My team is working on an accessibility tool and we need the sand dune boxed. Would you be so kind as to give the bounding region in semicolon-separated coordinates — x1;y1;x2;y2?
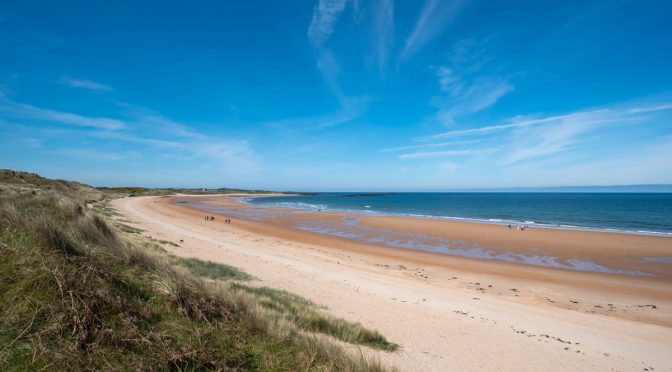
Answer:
113;195;672;371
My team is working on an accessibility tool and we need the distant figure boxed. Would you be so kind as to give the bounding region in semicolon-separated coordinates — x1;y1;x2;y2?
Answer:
507;224;512;230
211;216;215;221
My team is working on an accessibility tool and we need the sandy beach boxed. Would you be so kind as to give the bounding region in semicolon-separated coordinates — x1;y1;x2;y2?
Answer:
113;194;672;371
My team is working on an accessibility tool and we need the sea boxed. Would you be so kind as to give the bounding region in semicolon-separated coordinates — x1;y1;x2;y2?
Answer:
246;192;672;236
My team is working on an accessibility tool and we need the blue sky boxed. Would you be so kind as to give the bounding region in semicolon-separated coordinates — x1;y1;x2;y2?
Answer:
1;0;671;190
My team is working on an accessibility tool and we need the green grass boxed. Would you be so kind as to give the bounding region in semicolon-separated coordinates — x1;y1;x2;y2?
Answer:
173;256;255;281
232;284;398;352
118;223;144;234
157;239;180;247
0;170;396;371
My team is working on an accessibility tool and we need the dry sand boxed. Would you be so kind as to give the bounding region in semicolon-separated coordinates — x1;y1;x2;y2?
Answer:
113;195;672;371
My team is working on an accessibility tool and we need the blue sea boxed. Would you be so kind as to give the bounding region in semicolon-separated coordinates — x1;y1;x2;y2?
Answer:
247;193;672;235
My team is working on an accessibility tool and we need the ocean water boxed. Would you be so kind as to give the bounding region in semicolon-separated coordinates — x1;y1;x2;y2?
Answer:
247;193;672;235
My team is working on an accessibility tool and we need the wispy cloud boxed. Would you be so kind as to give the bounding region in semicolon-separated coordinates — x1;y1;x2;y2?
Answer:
263;95;369;131
428;38;515;126
380;138;483;152
424;111;602;140
435;76;514;126
57;76;113;92
425;103;672;141
307;0;348;96
305;1;371;128
308;0;349;48
400;0;465;60
0;93;125;130
504;135;672;186
399;148;491;159
371;0;394;76
418;101;672;164
0;95;259;169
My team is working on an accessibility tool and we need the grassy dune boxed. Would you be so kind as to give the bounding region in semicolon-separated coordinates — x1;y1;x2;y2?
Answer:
0;170;396;371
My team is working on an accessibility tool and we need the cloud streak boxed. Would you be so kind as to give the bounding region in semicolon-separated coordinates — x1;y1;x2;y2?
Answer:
308;0;349;48
399;149;491;159
435;76;514;126
371;0;394;76
0;93;125;130
409;101;672;165
58;76;113;92
380;138;483;152
400;0;465;60
0;95;259;169
426;103;672;141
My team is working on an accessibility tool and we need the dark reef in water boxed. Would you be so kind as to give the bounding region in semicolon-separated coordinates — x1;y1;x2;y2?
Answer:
341;193;397;197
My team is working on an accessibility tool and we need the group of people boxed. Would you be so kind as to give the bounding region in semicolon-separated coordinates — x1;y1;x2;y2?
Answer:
507;224;529;231
204;215;232;224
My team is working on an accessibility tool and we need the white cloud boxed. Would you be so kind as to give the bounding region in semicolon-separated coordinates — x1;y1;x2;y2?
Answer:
263;95;369;131
426;110;609;140
400;0;465;60
429;38;515;127
505;136;672;186
58;76;113;92
0;96;260;171
434;75;514;126
427;103;672;141
414;101;672;165
399;148;491;159
380;138;483;152
308;0;349;48
371;0;394;75
436;67;461;93
0;93;125;130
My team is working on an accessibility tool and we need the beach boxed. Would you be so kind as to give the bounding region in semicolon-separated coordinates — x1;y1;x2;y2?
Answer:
113;194;672;371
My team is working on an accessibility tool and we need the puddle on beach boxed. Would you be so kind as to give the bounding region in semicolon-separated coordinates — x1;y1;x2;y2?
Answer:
642;257;672;263
177;199;651;277
292;217;649;276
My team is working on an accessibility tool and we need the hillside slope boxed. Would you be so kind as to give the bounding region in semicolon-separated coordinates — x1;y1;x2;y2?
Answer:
0;170;394;371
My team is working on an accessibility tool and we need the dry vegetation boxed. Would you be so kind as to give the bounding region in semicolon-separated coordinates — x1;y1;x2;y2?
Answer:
0;170;396;371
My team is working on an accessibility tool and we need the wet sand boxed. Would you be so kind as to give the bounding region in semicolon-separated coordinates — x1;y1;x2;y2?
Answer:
113;194;672;371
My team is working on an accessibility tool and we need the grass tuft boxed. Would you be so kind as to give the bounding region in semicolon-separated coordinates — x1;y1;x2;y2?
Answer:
172;256;255;281
232;283;399;351
0;170;396;371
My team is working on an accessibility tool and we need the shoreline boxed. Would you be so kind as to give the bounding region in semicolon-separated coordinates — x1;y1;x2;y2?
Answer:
242;196;672;237
179;195;672;280
112;195;672;371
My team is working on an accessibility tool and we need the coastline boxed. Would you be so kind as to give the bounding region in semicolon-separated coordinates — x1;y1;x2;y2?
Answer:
113;194;672;371
243;195;672;237
178;194;672;280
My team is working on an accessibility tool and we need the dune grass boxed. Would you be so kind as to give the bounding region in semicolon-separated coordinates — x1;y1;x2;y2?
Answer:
0;171;396;371
231;283;398;352
172;256;255;281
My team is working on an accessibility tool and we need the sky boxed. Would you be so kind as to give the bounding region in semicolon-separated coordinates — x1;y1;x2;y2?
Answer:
1;0;671;191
